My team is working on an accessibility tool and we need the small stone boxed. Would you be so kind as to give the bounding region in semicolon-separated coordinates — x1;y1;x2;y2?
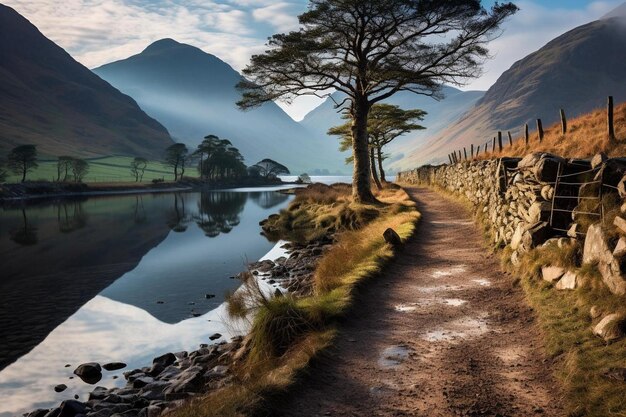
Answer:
541;266;565;283
555;271;578;290
102;362;127;371
74;363;102;384
593;313;625;342
590;305;603;319
614;216;626;235
205;294;215;299
383;228;402;246
209;333;222;341
54;384;67;393
591;152;608;169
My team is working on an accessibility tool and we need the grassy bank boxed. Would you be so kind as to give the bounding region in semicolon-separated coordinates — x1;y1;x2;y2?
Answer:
422;186;626;417
5;156;186;183
169;183;420;417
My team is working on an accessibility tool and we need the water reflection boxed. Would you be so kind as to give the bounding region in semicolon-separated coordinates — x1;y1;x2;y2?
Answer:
0;189;292;375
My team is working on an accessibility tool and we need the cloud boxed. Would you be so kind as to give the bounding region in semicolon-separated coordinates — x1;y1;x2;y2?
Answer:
252;2;300;32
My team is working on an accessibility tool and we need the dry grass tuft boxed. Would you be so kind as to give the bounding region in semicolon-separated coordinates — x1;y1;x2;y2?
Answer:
479;101;626;159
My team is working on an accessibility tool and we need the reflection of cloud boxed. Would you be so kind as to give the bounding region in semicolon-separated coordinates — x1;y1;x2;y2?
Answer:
0;296;246;417
0;241;289;417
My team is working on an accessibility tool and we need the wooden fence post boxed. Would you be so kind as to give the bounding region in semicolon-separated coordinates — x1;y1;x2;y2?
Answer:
492;137;496;152
485;142;489;155
524;124;529;146
448;154;453;165
498;131;503;152
463;147;468;161
560;109;567;135
476;144;481;157
608;96;616;142
537;119;544;143
507;131;513;147
471;144;474;159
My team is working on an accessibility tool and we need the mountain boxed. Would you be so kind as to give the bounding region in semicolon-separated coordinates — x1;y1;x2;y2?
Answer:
300;86;484;172
0;4;173;160
411;5;626;166
93;39;345;173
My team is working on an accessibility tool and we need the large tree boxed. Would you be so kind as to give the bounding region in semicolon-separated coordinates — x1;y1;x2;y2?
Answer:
70;158;89;182
56;156;74;182
238;0;517;202
7;145;38;182
252;159;290;179
165;143;189;181
329;104;425;188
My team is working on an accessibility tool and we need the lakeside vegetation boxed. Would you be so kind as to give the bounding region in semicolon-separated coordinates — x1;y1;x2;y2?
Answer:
170;183;421;417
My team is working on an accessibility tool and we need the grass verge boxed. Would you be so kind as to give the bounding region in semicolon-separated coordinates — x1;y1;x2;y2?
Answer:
168;183;421;417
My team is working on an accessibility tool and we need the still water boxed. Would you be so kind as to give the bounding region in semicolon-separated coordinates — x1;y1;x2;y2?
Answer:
0;187;296;416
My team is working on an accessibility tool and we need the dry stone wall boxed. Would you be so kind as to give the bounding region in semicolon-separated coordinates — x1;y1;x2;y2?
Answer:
397;152;626;300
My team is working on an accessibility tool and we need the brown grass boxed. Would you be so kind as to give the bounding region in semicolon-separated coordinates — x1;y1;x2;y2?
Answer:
479;101;626;159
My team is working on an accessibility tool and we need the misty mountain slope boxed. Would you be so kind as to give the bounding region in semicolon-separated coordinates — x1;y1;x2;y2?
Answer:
94;39;345;173
0;4;173;159
300;86;484;171
413;10;626;166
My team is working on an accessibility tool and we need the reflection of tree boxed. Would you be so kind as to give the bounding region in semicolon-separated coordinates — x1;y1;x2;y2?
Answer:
194;192;246;238
10;208;38;246
133;195;147;224
166;193;190;232
249;191;289;209
57;201;87;233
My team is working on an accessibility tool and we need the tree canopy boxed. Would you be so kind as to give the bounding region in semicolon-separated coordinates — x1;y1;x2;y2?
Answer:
165;143;189;181
7;145;38;182
194;135;247;181
252;159;290;178
238;0;517;202
130;157;148;182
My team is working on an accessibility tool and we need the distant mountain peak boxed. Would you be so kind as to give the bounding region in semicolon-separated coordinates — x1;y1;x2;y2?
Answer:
602;2;626;19
143;38;187;53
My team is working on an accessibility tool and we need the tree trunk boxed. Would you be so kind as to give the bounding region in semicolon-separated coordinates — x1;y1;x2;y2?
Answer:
21;161;26;182
370;147;382;190
376;147;386;182
351;99;377;203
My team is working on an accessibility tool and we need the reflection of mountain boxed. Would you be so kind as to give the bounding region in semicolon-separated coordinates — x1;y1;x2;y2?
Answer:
249;191;290;209
0;196;172;370
195;192;246;237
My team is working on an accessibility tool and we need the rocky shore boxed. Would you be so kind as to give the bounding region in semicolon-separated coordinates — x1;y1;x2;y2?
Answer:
20;238;332;417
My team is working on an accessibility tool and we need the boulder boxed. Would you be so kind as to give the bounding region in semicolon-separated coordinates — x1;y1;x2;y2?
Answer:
567;223;580;238
593;313;625;342
540;185;554;201
583;224;613;265
528;201;551;223
510;224;524;250
28;410;50;417
597;258;626;295
74;363;102;384
163;366;204;394
58;400;86;417
152;353;176;368
613;237;626;257
614;216;626;235
383;228;402;246
591;152;608;169
54;384;68;393
555;271;578;290
541;266;566;283
521;222;552;249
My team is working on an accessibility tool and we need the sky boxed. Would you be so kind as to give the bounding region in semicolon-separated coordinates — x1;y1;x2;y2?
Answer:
3;0;625;120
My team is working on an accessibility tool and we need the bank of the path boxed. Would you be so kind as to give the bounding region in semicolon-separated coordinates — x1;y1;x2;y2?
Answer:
273;187;565;417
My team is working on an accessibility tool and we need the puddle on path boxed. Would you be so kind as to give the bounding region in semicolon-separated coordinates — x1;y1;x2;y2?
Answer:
422;314;489;343
417;285;464;293
431;265;467;278
395;298;467;312
430;220;474;226
378;345;412;368
472;279;492;286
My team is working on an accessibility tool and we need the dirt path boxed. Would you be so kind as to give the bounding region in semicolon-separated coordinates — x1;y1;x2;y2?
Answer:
271;187;565;417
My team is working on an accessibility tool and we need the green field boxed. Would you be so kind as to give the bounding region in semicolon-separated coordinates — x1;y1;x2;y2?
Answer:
4;156;199;184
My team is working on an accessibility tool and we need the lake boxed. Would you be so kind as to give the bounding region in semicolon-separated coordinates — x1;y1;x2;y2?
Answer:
0;186;300;416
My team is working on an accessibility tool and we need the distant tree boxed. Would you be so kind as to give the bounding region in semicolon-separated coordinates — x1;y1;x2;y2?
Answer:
130;157;148;182
296;173;312;184
329;104;425;188
70;158;89;182
7;145;38;182
56;156;74;182
193;135;220;181
196;137;247;181
252;159;290;179
0;158;7;183
165;143;189;181
238;1;517;203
